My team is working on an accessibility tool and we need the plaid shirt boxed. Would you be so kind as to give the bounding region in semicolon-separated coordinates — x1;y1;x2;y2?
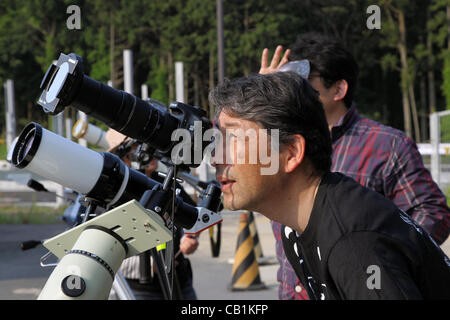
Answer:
272;105;450;300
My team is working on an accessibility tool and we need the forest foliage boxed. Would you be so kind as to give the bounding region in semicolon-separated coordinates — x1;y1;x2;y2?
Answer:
0;0;449;142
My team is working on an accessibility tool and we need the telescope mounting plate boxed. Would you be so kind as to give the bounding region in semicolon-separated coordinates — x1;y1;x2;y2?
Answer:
43;200;172;259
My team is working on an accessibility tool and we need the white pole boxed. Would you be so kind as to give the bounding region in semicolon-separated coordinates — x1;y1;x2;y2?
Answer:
430;112;440;186
4;79;16;152
123;50;134;94
65;117;72;140
53;112;65;136
141;84;148;100
175;62;184;103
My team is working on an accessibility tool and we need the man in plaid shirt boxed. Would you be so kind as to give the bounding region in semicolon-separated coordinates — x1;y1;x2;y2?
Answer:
260;33;450;300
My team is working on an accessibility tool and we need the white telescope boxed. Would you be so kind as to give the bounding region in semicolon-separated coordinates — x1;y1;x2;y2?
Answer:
38;200;173;299
10;122;222;233
72;119;110;150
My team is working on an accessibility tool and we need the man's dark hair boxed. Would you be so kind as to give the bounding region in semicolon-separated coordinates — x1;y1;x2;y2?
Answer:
209;72;332;174
289;33;359;108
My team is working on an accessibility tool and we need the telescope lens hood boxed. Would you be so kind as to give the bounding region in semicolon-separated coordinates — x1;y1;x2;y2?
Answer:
12;122;42;169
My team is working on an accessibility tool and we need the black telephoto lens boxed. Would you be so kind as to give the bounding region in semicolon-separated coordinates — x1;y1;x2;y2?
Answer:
38;53;212;166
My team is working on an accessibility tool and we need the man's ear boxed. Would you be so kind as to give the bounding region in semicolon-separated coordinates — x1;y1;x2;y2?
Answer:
333;79;348;102
282;134;306;173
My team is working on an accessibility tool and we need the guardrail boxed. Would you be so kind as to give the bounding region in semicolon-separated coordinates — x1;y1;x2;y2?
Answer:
417;143;450;156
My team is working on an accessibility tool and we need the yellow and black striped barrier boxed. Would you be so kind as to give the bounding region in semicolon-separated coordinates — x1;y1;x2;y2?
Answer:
209;221;221;258
228;213;266;291
247;211;263;260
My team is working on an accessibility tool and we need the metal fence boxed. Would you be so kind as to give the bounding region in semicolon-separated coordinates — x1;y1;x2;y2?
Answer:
427;110;450;193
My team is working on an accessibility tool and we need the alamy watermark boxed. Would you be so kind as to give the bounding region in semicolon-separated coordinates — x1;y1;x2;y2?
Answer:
65;265;82;289
67;5;81;30
366;265;381;290
366;5;381;30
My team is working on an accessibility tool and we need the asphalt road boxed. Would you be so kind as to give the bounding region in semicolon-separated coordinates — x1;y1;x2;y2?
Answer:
0;224;66;299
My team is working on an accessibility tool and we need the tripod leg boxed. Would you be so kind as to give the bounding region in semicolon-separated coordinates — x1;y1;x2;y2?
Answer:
112;270;136;300
150;247;172;299
146;248;184;300
172;268;183;300
138;250;152;284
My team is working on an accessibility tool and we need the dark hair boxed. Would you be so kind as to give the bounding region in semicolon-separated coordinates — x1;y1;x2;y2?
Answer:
209;72;332;174
289;33;359;108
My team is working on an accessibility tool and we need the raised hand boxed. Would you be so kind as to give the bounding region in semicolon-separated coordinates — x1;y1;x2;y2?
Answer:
259;45;291;75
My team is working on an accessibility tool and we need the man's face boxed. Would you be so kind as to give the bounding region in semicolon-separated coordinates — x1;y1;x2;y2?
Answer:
211;111;283;212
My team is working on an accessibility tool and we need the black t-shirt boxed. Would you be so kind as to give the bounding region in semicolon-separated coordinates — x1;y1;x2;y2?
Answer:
282;172;450;300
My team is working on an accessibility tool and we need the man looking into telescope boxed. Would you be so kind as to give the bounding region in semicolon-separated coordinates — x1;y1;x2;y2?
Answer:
259;33;450;299
209;71;450;299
